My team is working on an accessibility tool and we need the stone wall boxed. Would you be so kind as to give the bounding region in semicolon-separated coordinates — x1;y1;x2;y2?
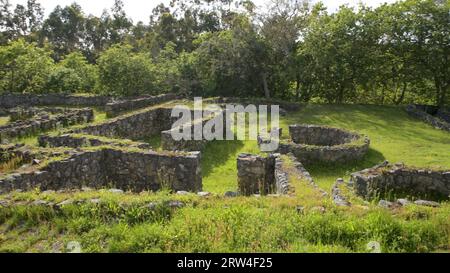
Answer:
276;125;370;164
274;156;290;195
76;107;174;140
289;125;359;146
0;108;94;144
38;134;150;150
406;104;450;131
0;148;202;193
9;107;71;122
0;93;111;108
105;93;179;117
237;153;276;196
350;162;450;201
161;109;227;151
205;97;302;112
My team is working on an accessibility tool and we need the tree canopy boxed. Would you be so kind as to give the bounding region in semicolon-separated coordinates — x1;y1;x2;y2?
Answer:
0;0;448;106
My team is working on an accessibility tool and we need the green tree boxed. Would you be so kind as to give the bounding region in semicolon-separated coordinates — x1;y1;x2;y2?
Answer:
0;39;54;93
97;44;155;96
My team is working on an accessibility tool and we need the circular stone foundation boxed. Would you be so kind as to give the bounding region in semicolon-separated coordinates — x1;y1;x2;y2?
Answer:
278;124;370;164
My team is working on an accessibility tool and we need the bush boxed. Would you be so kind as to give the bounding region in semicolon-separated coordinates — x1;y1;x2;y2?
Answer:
46;66;83;93
0;39;55;94
59;52;98;93
97;44;156;96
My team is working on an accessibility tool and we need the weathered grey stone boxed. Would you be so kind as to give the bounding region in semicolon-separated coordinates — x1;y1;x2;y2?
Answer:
31;200;49;206
397;199;410;206
197;192;211;197
105;94;179;117
0;108;94;144
168;201;185;208
378;200;396;209
351;163;449;202
109;189;124;194
0;200;9;207
332;178;351;207
296;206;305;214
311;206;326;214
89;198;101;204
0;148;203;194
145;202;158;210
406;104;450;131
224;191;238;198
0;93;111;108
275;124;370;164
237;153;277;196
176;191;190;195
56;200;74;207
414;200;441;208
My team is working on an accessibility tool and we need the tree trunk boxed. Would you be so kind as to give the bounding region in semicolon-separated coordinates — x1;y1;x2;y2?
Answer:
394;82;407;105
262;72;270;99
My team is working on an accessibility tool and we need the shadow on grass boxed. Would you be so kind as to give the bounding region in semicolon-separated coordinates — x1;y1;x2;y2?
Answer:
201;139;245;177
304;148;386;188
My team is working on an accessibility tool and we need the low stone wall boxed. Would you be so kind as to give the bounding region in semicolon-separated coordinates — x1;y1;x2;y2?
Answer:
237;153;276;196
276;125;370;164
76;107;174;140
350;162;450;201
0;148;202;193
0;93;111;108
205;97;302;112
9;107;70;122
289;125;359;146
274;156;290;195
38;134;150;150
0;144;35;164
406;104;450;131
0;108;94;144
105;93;179;117
161;109;227;151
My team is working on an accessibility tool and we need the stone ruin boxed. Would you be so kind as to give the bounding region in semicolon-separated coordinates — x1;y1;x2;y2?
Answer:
237;153;293;196
350;161;450;202
275;124;370;164
0;108;94;144
406;104;450;131
0;147;201;194
0;93;203;194
1;93;448;206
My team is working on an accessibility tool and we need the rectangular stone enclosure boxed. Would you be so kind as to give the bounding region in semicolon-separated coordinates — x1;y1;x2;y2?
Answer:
0;148;202;194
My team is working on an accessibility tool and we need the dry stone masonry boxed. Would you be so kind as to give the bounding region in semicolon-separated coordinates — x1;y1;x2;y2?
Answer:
350;162;450;201
237;153;295;196
276;124;370;164
105;93;179;117
406;104;450;131
0;147;202;194
0;108;94;144
0;93;111;108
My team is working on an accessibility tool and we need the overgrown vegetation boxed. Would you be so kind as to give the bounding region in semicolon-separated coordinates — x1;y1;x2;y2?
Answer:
0;190;448;253
0;0;448;105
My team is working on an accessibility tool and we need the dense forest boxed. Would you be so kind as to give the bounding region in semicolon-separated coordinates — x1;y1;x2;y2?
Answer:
0;0;448;106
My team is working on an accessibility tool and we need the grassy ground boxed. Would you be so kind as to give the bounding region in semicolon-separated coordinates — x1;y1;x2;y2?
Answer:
0;186;448;253
0;116;9;126
202;104;450;192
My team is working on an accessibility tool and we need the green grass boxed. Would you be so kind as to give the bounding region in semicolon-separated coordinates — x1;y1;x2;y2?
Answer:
279;104;450;188
1;103;449;253
0;190;448;253
0;116;10;126
201;104;450;192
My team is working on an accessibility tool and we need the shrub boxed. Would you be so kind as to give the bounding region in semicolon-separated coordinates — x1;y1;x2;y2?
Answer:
97;44;156;96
